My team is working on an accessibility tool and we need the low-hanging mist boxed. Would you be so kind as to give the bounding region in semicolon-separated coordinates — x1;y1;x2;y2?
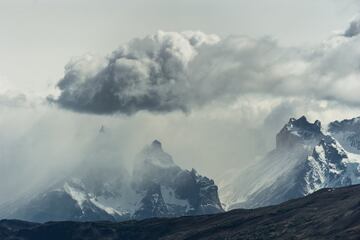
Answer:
1;97;360;206
2;14;360;206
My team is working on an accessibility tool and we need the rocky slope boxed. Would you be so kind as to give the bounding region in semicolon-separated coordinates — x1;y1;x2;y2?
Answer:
329;117;360;154
1;136;223;222
220;116;360;210
2;184;360;240
132;140;223;219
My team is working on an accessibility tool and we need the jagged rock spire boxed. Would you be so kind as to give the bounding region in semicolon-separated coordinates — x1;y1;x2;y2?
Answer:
151;139;162;149
99;125;105;133
276;116;324;149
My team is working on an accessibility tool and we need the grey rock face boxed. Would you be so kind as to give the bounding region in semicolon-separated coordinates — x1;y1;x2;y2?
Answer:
329;117;360;133
329;117;360;153
296;135;352;196
276;116;323;149
133;140;223;219
133;183;168;219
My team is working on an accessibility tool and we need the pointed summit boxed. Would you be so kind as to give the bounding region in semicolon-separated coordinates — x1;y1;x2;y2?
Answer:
136;140;176;169
151;139;162;149
289;116;322;133
133;141;224;218
276;116;324;149
329;116;360;133
99;125;105;133
328;116;360;153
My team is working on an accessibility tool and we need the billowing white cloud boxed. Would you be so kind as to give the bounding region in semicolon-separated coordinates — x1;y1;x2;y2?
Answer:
51;21;360;115
190;33;360;107
49;31;220;114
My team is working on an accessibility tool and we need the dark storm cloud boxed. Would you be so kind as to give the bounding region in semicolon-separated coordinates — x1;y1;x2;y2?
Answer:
51;19;360;115
49;31;220;115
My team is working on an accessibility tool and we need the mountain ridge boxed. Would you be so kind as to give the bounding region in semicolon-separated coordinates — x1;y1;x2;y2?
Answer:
2;184;360;240
1;139;223;222
220;115;360;210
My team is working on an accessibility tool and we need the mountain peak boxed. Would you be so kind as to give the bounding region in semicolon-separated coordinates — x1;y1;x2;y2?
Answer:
151;140;162;150
135;140;177;171
276;116;324;149
329;116;360;133
290;115;306;122
7;137;223;222
99;125;105;133
328;116;360;153
288;116;322;132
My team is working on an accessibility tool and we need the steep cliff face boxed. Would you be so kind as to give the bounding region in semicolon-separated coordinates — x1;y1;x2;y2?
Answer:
329;117;360;154
133;140;223;219
276;116;323;149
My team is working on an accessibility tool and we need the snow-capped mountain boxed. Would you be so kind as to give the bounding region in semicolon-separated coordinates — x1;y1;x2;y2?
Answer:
2;137;223;222
329;117;360;154
219;116;360;210
133;140;223;219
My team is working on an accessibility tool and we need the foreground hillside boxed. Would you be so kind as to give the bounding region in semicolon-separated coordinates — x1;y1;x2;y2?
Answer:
2;184;360;240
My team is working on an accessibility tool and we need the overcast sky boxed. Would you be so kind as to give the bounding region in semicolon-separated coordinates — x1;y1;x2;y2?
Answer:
0;0;358;94
1;0;360;203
